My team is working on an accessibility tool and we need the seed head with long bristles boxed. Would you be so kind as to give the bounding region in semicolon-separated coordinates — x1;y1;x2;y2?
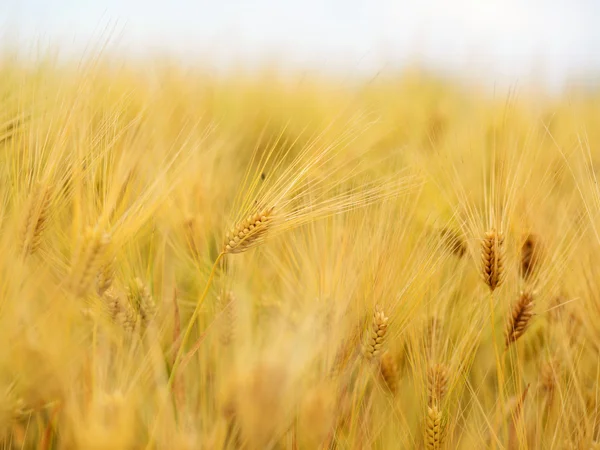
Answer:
20;182;52;256
481;229;504;291
505;290;534;348
128;278;155;329
223;206;274;254
520;233;541;281
364;305;388;360
380;351;398;394
69;226;111;297
440;227;466;258
96;259;115;296
425;405;444;450
217;290;237;346
427;363;449;407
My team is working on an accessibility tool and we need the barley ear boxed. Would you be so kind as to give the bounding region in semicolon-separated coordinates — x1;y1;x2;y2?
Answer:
380;351;398;394
96;259;115;296
481;229;504;291
20;182;52;256
520;233;541;281
427;363;449;407
425;405;445;449
223;206;274;254
218;290;237;346
505;290;534;348
69;226;111;297
364;305;388;360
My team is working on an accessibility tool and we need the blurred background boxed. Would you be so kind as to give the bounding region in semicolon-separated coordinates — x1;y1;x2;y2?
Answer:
1;0;599;92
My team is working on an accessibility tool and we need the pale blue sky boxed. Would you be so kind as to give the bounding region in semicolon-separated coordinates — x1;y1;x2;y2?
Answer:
2;0;599;89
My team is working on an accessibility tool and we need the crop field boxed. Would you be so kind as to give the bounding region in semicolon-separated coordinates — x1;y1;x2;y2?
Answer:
0;57;599;449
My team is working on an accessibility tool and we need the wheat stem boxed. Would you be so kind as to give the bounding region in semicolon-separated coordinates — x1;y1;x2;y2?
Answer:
168;251;224;388
488;291;507;449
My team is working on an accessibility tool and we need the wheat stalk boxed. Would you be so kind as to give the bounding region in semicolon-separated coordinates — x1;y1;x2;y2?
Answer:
481;229;504;291
505;291;534;348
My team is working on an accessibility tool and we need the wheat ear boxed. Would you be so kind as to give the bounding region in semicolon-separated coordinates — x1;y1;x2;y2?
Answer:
520;233;540;281
427;363;449;407
440;227;466;258
69;226;111;296
20;182;52;256
505;291;534;348
218;290;237;346
425;405;444;449
380;351;398;394
223;206;274;254
481;229;504;291
96;259;115;296
128;278;155;329
364;305;389;360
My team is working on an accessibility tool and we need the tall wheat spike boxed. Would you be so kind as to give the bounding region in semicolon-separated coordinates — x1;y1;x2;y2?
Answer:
505;291;534;348
427;363;449;407
380;351;398;394
540;359;558;405
96;259;115;296
520;233;541;281
224;206;274;254
20;182;52;256
364;305;389;360
217;290;237;346
440;227;466;258
425;405;444;449
128;278;155;329
69;226;111;297
481;229;504;291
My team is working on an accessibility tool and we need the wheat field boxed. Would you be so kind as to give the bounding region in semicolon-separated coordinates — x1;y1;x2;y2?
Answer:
1;55;600;449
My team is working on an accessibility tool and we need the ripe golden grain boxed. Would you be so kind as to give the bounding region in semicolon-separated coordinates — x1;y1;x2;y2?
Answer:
364;305;389;360
128;278;155;329
481;229;504;291
425;405;444;449
20;183;52;256
505;291;534;348
380;351;398;394
217;290;237;346
96;260;115;296
224;206;274;254
427;363;449;407
440;227;466;258
520;233;541;281
69;227;111;297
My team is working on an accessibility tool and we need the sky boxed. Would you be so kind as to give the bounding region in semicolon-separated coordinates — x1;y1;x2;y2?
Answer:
2;0;600;89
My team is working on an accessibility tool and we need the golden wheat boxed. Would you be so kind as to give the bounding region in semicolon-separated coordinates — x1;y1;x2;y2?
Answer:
20;182;52;256
380;351;398;394
69;227;111;297
364;305;389;360
505;290;535;348
425;405;444;449
481;229;504;291
224;206;274;254
427;363;449;407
